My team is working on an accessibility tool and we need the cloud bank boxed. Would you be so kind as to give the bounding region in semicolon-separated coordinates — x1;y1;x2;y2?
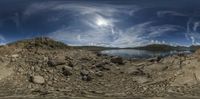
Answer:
1;0;200;47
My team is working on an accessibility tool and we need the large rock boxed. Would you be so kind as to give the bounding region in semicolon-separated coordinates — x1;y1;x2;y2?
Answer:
31;76;45;84
80;70;92;81
144;63;168;72
171;72;197;86
47;58;66;67
110;57;124;64
147;56;162;63
94;61;110;71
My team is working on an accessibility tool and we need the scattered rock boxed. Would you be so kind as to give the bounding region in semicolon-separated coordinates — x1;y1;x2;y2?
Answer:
95;62;108;68
94;62;110;71
2;37;200;97
31;76;45;84
111;57;124;64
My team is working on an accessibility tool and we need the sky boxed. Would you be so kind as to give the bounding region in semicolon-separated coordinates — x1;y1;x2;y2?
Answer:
0;0;200;47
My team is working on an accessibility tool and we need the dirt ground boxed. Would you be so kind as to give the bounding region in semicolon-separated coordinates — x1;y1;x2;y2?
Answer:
0;37;200;98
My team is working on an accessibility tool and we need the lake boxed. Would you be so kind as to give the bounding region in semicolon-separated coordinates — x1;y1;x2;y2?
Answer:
101;49;192;59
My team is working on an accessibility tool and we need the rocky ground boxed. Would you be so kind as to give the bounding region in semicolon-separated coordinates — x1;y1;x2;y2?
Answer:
0;37;200;98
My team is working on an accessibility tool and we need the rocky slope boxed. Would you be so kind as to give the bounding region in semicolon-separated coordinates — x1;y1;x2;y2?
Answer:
0;37;200;98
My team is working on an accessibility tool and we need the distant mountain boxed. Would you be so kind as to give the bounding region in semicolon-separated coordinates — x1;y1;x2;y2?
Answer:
73;46;119;51
133;44;175;51
190;45;200;51
133;44;190;51
7;37;200;52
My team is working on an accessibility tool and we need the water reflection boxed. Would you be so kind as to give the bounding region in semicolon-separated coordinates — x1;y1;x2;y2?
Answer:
101;49;192;59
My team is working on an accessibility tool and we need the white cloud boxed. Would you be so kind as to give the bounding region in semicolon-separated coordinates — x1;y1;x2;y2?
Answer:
0;35;6;45
148;25;183;38
24;2;140;17
25;1;189;47
157;11;187;17
150;40;167;45
185;18;200;45
48;20;183;47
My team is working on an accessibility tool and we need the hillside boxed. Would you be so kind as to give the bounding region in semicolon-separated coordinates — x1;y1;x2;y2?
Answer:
133;44;190;51
0;37;200;98
7;37;70;49
133;44;176;51
190;45;200;51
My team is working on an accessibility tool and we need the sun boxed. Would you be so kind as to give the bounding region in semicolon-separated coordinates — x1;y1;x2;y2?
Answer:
95;17;109;27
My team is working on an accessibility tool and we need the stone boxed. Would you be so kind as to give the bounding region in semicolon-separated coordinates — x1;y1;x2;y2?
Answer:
82;75;92;81
95;62;107;68
105;93;126;97
132;76;150;84
144;63;168;72
62;66;73;76
80;70;92;81
126;66;144;75
102;65;110;70
80;70;89;76
147;56;162;63
95;71;103;77
68;61;74;67
47;59;66;67
110;57;124;64
11;54;19;58
31;76;45;84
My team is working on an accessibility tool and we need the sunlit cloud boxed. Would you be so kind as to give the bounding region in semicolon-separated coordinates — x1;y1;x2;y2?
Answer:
15;1;200;47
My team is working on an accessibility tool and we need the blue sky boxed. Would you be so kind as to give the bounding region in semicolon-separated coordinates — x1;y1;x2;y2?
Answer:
0;0;200;47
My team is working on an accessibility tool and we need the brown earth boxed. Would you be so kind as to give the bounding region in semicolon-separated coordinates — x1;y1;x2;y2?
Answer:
0;37;199;98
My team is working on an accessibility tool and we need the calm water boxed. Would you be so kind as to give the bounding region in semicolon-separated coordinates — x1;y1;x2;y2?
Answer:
101;49;192;59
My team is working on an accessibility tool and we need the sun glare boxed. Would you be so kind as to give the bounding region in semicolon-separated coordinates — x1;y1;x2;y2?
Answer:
96;17;109;27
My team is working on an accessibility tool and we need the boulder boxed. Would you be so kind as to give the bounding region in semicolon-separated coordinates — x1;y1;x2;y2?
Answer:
94;62;110;71
110;57;124;64
147;56;162;63
31;76;45;84
144;63;168;72
80;70;92;81
47;59;66;67
62;66;73;76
